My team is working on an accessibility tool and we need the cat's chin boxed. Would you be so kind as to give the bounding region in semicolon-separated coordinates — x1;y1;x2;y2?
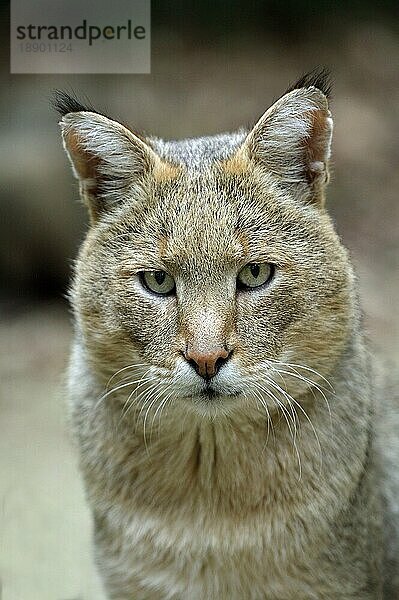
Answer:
198;381;242;399
182;387;244;418
199;386;227;399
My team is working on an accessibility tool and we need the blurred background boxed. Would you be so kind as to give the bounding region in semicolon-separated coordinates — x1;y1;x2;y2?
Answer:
1;1;398;598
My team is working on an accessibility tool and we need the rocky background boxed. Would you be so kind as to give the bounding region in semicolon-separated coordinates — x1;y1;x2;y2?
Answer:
1;1;398;598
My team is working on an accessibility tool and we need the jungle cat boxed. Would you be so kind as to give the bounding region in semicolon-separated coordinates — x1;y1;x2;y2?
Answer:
55;71;399;599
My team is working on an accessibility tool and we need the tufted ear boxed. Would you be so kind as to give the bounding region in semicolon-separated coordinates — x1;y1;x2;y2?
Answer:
240;74;333;205
54;92;176;223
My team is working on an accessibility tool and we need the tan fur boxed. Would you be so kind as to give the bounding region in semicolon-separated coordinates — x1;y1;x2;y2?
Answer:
59;82;398;599
222;146;250;175
153;160;181;183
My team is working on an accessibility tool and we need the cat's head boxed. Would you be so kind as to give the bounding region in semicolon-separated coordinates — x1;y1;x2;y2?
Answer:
56;72;356;418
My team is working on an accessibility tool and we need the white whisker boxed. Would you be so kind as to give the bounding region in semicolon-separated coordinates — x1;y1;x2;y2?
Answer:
243;382;273;446
142;391;166;452
105;362;150;391
120;379;159;423
268;359;334;392
273;366;333;427
250;379;302;479
264;371;323;475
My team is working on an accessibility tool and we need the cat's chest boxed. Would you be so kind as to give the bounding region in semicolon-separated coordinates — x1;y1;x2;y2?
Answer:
88;406;333;533
96;427;327;577
86;400;374;598
99;502;332;600
99;500;374;600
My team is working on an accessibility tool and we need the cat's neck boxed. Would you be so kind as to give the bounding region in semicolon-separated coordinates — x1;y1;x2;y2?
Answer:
71;333;371;516
97;378;362;515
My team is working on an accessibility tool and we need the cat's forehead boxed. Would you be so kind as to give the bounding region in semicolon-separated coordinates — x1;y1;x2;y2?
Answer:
125;167;299;275
151;174;246;271
150;131;247;169
150;165;288;238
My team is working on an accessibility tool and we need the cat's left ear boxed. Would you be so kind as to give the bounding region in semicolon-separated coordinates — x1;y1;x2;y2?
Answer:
238;75;333;205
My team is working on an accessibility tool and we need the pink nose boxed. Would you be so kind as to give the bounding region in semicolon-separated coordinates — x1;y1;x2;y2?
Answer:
184;346;230;380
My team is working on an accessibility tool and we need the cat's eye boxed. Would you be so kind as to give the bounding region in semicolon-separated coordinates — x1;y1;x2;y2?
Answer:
139;270;176;296
237;263;274;290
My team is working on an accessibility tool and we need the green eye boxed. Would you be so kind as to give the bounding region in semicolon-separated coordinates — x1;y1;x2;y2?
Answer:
237;263;274;290
139;270;175;296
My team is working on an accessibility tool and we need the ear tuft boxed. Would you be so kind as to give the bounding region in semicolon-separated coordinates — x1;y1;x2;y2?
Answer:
286;68;332;99
52;90;101;118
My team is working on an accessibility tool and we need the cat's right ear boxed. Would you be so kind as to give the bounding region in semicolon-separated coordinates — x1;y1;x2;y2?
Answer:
54;92;176;223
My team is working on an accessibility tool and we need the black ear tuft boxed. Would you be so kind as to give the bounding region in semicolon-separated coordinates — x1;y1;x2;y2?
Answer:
51;90;100;117
286;68;332;99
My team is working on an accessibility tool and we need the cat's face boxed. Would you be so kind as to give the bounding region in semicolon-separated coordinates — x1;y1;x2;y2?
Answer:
59;79;355;416
73;164;354;416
